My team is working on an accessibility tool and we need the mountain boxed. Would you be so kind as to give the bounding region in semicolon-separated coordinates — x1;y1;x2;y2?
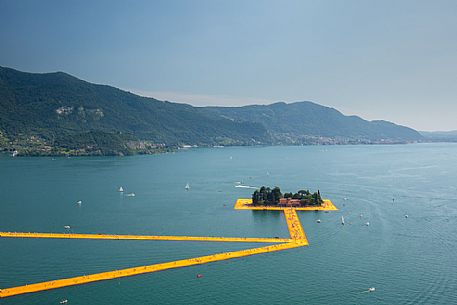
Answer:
420;130;457;142
200;102;423;144
0;66;423;156
0;66;268;155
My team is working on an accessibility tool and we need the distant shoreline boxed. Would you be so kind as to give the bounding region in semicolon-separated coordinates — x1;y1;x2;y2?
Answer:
2;141;455;157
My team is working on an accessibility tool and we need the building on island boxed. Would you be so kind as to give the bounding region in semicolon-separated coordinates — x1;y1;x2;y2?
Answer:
278;198;301;207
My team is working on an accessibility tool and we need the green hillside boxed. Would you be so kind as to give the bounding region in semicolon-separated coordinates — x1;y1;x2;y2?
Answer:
0;66;268;155
0;66;423;156
201;102;423;144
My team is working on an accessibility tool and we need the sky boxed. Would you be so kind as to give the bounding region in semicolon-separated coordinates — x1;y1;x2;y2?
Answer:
1;0;457;131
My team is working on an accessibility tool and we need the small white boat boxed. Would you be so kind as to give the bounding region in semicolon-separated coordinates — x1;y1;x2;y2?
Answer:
343;197;348;201
64;226;71;230
76;200;82;205
126;193;136;197
368;287;376;292
365;222;370;226
12;150;18;157
405;214;408;218
60;299;68;304
316;219;321;223
118;186;124;192
341;216;345;225
360;213;363;218
185;183;190;190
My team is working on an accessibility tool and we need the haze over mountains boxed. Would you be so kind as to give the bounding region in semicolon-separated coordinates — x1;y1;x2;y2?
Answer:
0;66;424;155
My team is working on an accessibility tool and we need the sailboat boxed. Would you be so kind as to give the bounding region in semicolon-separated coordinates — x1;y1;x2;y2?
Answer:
118;186;124;192
185;183;190;191
341;216;345;225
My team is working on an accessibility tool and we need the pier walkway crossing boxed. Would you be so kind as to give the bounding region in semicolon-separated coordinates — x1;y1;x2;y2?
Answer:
0;198;336;298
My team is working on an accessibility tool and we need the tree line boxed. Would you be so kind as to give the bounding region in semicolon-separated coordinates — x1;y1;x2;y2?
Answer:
252;186;323;206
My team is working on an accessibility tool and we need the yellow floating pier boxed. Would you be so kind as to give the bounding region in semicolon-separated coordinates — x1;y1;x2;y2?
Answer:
0;242;302;298
0;232;290;244
284;208;308;244
0;198;337;298
234;198;338;211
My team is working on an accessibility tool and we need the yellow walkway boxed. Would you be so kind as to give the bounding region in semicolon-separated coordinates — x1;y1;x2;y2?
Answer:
0;242;302;298
0;232;290;243
0;198;337;298
234;198;338;211
284;208;308;245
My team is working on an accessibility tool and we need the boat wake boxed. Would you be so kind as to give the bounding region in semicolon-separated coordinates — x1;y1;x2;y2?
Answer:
234;185;257;189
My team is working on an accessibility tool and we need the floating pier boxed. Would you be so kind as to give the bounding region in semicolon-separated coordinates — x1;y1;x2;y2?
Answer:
0;198;336;298
0;232;290;244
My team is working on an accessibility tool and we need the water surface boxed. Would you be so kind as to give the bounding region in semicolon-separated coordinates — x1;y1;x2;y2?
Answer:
1;144;457;304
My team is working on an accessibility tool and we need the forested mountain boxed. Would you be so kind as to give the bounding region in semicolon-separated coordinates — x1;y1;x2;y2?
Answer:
0;66;267;155
201;102;423;144
0;66;423;156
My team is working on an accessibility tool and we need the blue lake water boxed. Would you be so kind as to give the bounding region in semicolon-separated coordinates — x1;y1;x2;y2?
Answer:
1;144;457;304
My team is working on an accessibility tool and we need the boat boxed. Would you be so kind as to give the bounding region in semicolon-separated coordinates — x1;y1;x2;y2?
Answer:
343;197;348;201
316;219;321;223
126;193;136;197
11;150;18;157
405;214;408;218
196;274;203;278
365;222;370;226
368;287;376;292
185;183;190;191
64;226;71;229
341;216;345;225
118;186;124;192
60;300;68;304
76;200;82;205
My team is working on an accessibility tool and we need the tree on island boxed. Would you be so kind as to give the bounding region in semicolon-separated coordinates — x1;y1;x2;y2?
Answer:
252;186;323;206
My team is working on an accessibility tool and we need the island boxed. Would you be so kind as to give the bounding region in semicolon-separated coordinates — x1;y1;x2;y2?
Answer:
252;186;323;207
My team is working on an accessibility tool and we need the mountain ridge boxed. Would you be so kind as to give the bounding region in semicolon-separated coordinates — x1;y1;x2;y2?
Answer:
0;66;423;156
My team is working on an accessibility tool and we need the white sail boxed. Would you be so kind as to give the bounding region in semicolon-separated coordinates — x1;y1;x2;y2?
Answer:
118;186;124;192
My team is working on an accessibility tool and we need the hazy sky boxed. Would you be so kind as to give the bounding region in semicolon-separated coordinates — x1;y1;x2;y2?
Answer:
1;0;457;131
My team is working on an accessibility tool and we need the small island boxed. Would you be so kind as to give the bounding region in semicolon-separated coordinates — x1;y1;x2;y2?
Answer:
252;186;323;207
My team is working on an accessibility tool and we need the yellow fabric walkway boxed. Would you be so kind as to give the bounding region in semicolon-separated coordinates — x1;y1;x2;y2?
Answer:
0;199;336;298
